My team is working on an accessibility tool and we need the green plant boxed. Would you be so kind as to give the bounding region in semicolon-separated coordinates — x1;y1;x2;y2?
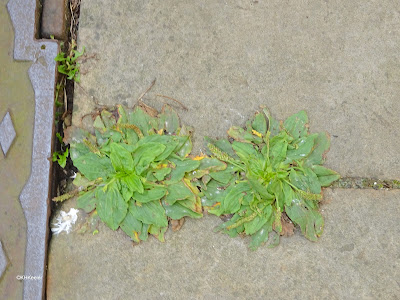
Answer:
53;104;205;243
54;40;84;82
202;107;340;249
52;132;69;168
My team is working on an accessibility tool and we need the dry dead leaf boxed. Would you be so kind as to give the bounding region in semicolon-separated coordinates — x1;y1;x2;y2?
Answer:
280;213;294;237
171;218;185;232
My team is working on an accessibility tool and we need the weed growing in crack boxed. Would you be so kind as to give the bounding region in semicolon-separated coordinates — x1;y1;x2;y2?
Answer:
55;40;85;82
203;107;340;249
53;104;203;243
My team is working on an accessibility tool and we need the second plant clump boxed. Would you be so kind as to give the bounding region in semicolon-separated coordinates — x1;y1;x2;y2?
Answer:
203;107;340;249
55;104;339;249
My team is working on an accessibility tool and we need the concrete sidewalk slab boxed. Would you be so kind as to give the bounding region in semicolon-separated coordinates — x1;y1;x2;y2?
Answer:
46;189;400;299
73;0;400;179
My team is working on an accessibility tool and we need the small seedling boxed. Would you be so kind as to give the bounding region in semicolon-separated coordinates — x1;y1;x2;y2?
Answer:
52;133;69;168
52;148;69;168
55;40;85;82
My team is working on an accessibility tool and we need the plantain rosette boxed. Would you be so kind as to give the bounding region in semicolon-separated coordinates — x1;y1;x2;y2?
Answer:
61;103;204;243
203;107;340;249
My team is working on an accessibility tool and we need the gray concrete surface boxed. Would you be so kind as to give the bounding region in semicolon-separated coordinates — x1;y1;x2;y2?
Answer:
47;189;400;299
73;0;400;179
48;1;400;299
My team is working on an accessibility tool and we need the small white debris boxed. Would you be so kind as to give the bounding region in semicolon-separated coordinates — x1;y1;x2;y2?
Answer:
51;208;79;235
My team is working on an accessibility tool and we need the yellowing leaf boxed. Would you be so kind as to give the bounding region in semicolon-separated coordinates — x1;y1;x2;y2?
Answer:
252;129;263;138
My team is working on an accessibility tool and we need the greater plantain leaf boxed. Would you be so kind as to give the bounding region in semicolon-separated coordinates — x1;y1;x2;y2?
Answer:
76;189;97;213
133;187;167;203
165;181;194;205
72;150;114;181
110;142;134;172
96;182;128;230
163;201;203;219
311;165;340;186
283;110;308;139
131;201;168;228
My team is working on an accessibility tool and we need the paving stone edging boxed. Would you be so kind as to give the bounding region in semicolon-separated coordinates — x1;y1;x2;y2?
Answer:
7;0;58;298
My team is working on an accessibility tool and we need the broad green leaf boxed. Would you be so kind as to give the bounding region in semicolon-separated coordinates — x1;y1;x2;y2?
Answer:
165;181;194;204
153;167;172;181
282;181;296;206
216;213;241;231
223;182;251;214
131;201;168;228
95;182;128;230
95;129;108;147
285;201;323;241
268;180;285;211
227;126;253;143
232;141;258;163
163;201;203;219
136;135;180;161
110;142;134;172
133;187;167;203
93;116;106;131
247;175;274;201
311;165;340;186
285;133;318;162
117;104;128;124
203;179;229;203
176;136;192;158
268;133;288;167
283;110;308;139
120;203;143;242
289;169;321;194
249;222;273;250
121;173;144;194
160;105;179;134
305;132;331;166
76;189;96;213
64;126;94;147
133;142;166;175
128;106;153;136
251;112;267;135
100;129;123;143
198;157;227;172
148;225;168;242
101;110;116;129
72;172;90;187
140;223;150;241
166;159;200;183
244;215;268;235
209;166;235;184
72;150;114;181
303;168;322;194
125;128;139;145
118;179;134;202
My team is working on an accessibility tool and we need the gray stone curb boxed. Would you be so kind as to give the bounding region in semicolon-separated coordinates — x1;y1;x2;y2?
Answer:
7;0;59;299
0;241;8;280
